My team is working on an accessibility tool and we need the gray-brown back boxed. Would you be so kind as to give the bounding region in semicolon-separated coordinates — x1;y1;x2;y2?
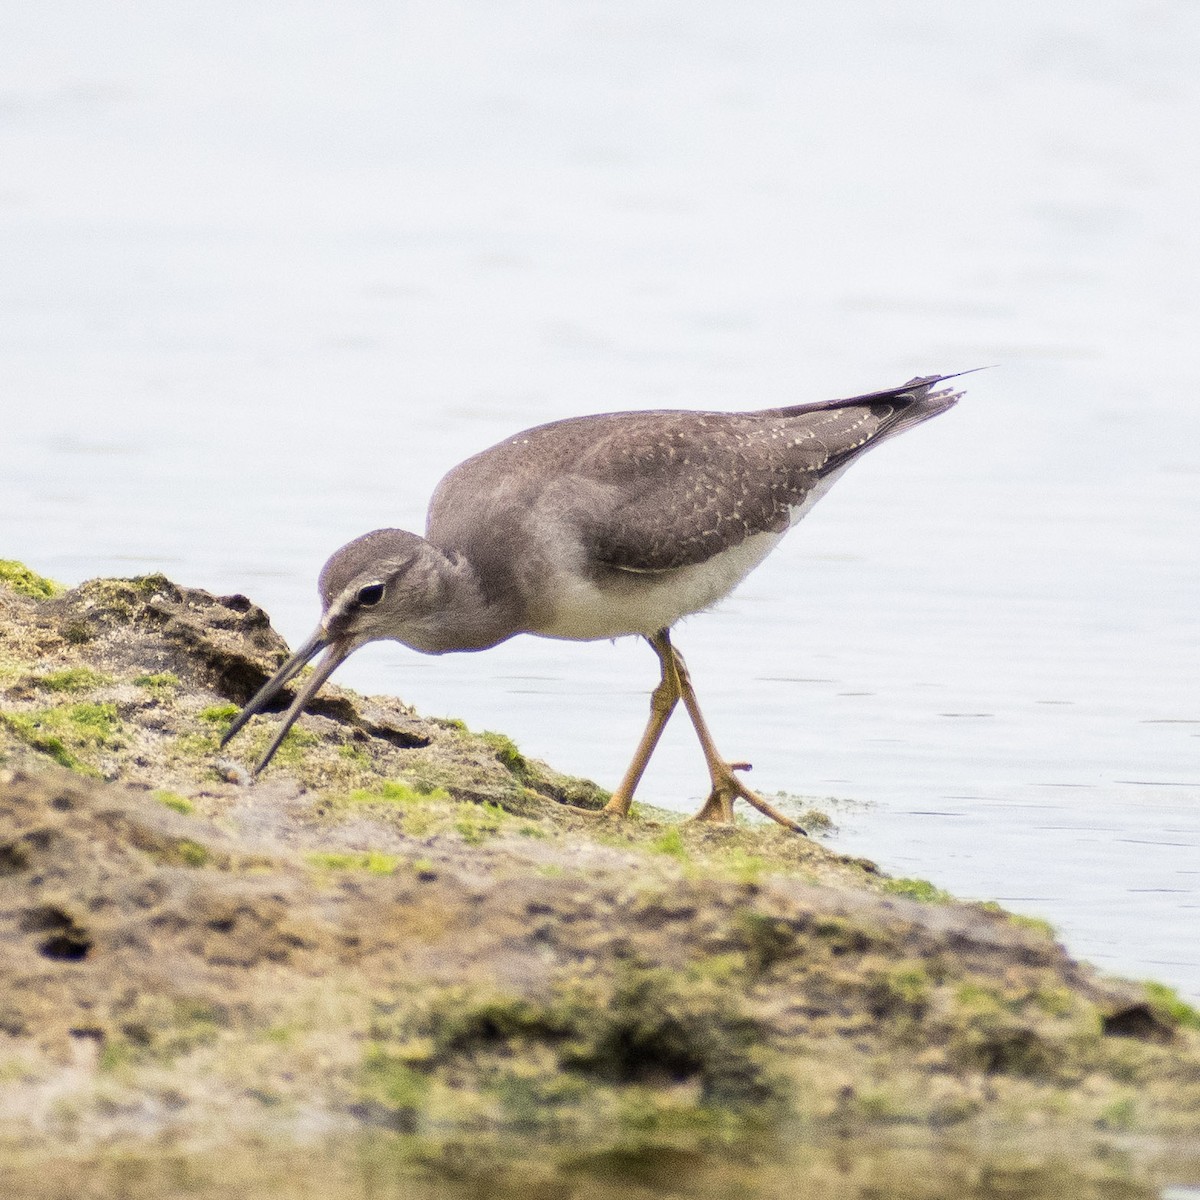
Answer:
426;375;959;599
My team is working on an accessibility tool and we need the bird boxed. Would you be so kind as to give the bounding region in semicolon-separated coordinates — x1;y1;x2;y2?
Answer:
221;374;963;833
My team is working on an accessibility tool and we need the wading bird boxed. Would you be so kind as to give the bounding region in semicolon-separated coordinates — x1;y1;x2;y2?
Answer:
222;374;962;833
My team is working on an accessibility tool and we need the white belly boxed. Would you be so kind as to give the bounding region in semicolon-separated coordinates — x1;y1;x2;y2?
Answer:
526;465;847;642
532;528;785;641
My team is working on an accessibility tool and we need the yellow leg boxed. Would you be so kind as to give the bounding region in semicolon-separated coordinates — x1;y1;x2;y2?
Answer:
574;628;805;835
600;629;681;817
670;641;808;835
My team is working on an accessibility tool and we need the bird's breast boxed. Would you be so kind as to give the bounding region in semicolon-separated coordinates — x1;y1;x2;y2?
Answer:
529;529;784;642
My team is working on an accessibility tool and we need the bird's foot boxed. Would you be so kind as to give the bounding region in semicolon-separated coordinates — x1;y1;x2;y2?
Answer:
559;798;628;819
597;793;633;818
689;762;808;836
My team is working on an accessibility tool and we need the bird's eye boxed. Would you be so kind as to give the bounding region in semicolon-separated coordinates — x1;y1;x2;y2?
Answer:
356;582;385;607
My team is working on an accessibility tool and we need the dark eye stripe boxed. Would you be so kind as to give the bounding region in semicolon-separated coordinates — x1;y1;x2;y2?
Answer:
357;583;385;607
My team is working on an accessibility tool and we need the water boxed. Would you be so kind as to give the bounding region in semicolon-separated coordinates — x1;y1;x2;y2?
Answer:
5;1132;1200;1200
2;1;1198;1002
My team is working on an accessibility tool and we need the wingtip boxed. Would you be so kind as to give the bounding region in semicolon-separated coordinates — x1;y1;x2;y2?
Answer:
938;365;996;384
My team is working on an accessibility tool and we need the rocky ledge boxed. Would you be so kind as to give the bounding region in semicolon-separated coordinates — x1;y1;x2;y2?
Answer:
1;560;1199;1197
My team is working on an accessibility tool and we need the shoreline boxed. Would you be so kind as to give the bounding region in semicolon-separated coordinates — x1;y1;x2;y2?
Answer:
2;560;1199;1195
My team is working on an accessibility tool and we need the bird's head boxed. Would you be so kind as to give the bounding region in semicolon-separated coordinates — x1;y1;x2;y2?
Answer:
317;528;451;650
220;528;444;773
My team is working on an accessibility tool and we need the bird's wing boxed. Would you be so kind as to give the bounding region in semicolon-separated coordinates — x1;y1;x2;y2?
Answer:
428;377;960;582
574;403;894;573
569;375;961;574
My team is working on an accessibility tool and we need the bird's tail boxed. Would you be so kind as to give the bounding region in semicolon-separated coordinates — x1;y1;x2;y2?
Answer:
771;367;980;428
872;373;966;440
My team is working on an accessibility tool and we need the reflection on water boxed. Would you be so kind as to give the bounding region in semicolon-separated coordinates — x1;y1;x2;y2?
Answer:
6;1131;1200;1200
2;1;1198;1002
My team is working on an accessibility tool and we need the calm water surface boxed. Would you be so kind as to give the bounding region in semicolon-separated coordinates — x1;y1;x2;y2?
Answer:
7;1133;1200;1200
2;1;1198;1003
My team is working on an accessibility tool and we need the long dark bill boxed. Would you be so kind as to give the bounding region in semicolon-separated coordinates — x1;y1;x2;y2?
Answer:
219;628;355;776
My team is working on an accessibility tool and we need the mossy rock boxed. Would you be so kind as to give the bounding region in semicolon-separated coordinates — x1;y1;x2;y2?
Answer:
0;560;63;599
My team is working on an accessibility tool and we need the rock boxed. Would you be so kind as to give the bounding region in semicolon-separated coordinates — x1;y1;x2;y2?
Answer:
2;563;1200;1193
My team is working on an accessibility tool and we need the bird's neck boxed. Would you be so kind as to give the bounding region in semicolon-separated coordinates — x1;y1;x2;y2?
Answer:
413;539;520;654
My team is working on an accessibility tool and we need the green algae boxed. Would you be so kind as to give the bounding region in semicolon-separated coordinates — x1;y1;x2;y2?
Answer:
714;847;769;884
876;962;934;1014
0;560;63;599
344;778;452;806
175;840;211;867
240;723;319;769
0;701;122;773
882;876;953;903
481;730;532;781
199;703;240;724
305;850;400;875
1144;981;1200;1031
171;731;220;759
453;799;507;844
134;672;181;694
650;826;688;859
975;900;1058;939
29;667;112;693
320;779;510;842
154;791;195;815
